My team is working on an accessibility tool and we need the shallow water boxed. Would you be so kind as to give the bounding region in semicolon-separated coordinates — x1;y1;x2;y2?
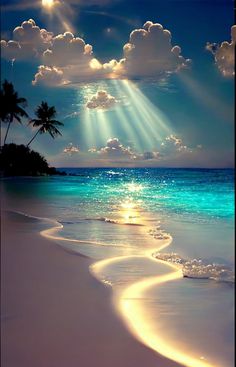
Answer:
1;168;234;367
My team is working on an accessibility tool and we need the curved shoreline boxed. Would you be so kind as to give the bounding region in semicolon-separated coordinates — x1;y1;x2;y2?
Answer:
3;209;184;367
90;240;216;367
8;210;215;367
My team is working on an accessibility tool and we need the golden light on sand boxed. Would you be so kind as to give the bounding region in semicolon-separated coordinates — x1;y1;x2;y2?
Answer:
42;0;55;8
119;266;215;367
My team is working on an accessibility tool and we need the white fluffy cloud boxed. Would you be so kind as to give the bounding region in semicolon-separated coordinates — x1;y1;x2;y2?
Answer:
114;21;190;78
88;135;201;162
1;19;191;85
86;90;117;110
32;65;68;86
162;134;190;152
34;32;115;85
206;25;236;77
63;143;80;154
33;31;103;85
160;134;202;156
42;31;93;67
89;138;136;158
1;19;53;60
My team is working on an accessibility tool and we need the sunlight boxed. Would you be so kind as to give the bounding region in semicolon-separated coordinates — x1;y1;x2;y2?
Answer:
112;80;153;150
42;0;55;8
119;268;214;367
81;109;96;148
177;72;232;122
81;79;175;155
120;200;136;210
127;182;143;193
53;6;75;33
111;80;145;150
119;199;141;224
42;0;75;33
82;108;113;149
121;79;172;139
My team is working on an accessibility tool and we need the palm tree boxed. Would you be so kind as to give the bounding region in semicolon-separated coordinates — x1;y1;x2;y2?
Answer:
27;101;64;146
0;80;28;145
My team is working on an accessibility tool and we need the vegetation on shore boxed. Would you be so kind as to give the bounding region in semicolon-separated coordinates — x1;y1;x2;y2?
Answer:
0;144;66;177
0;80;65;177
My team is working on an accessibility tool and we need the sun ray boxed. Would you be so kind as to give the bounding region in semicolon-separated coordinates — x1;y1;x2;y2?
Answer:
81;108;97;149
122;80;172;141
177;72;232;122
42;0;54;8
111;80;149;151
80;79;175;154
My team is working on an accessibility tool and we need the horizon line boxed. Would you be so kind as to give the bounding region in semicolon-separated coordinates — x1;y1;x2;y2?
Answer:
55;166;235;170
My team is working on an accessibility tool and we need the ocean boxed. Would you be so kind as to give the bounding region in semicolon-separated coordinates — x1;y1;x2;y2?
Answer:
2;168;234;367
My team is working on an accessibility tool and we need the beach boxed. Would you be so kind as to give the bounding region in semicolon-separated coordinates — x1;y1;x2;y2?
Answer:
1;169;234;367
1;209;182;367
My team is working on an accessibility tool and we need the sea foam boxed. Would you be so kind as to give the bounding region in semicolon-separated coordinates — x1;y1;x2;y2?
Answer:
153;252;235;283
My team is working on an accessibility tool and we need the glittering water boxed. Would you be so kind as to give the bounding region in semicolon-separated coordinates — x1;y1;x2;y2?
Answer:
2;168;234;367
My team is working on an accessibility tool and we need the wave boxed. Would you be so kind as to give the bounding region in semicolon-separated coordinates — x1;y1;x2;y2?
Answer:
153;252;235;283
106;170;124;176
89;217;145;226
148;227;172;240
9;210;127;249
9;209;232;367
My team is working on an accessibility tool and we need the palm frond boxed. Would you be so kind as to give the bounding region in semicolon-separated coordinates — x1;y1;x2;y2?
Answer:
48;125;62;138
13;114;22;123
49;119;64;127
15;106;29;118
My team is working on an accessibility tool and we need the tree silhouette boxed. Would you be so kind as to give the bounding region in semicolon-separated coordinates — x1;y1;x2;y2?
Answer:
0;80;28;145
0;143;67;176
27;101;63;146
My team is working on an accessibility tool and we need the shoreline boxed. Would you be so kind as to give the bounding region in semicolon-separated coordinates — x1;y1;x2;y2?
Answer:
1;209;183;367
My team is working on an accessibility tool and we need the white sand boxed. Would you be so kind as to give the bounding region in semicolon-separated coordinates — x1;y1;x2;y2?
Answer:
1;210;182;367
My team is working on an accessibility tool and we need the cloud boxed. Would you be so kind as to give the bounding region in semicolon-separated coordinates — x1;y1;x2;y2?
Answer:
89;138;136;158
1;19;53;60
43;31;93;67
32;60;112;86
141;151;160;160
88;135;201;163
2;19;190;85
32;65;68;86
161;134;189;153
34;31;116;85
206;25;236;77
63;143;80;154
160;134;202;157
164;134;191;152
86;90;117;110
36;31;102;84
114;21;190;78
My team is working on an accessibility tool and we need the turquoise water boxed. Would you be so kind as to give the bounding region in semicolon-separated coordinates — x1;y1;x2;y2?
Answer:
2;168;234;367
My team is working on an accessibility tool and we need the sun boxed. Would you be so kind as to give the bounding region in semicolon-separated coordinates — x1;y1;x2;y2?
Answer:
42;0;55;8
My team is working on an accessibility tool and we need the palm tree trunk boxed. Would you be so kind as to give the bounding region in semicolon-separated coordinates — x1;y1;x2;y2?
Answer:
27;129;41;147
3;121;11;145
3;113;13;145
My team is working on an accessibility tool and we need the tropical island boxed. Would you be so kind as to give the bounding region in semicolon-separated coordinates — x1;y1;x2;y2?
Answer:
0;80;66;176
0;2;234;367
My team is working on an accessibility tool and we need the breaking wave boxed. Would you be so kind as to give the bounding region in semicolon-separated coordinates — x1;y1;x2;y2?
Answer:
153;252;235;283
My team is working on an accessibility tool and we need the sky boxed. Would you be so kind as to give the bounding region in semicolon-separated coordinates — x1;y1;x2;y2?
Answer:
0;0;235;168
